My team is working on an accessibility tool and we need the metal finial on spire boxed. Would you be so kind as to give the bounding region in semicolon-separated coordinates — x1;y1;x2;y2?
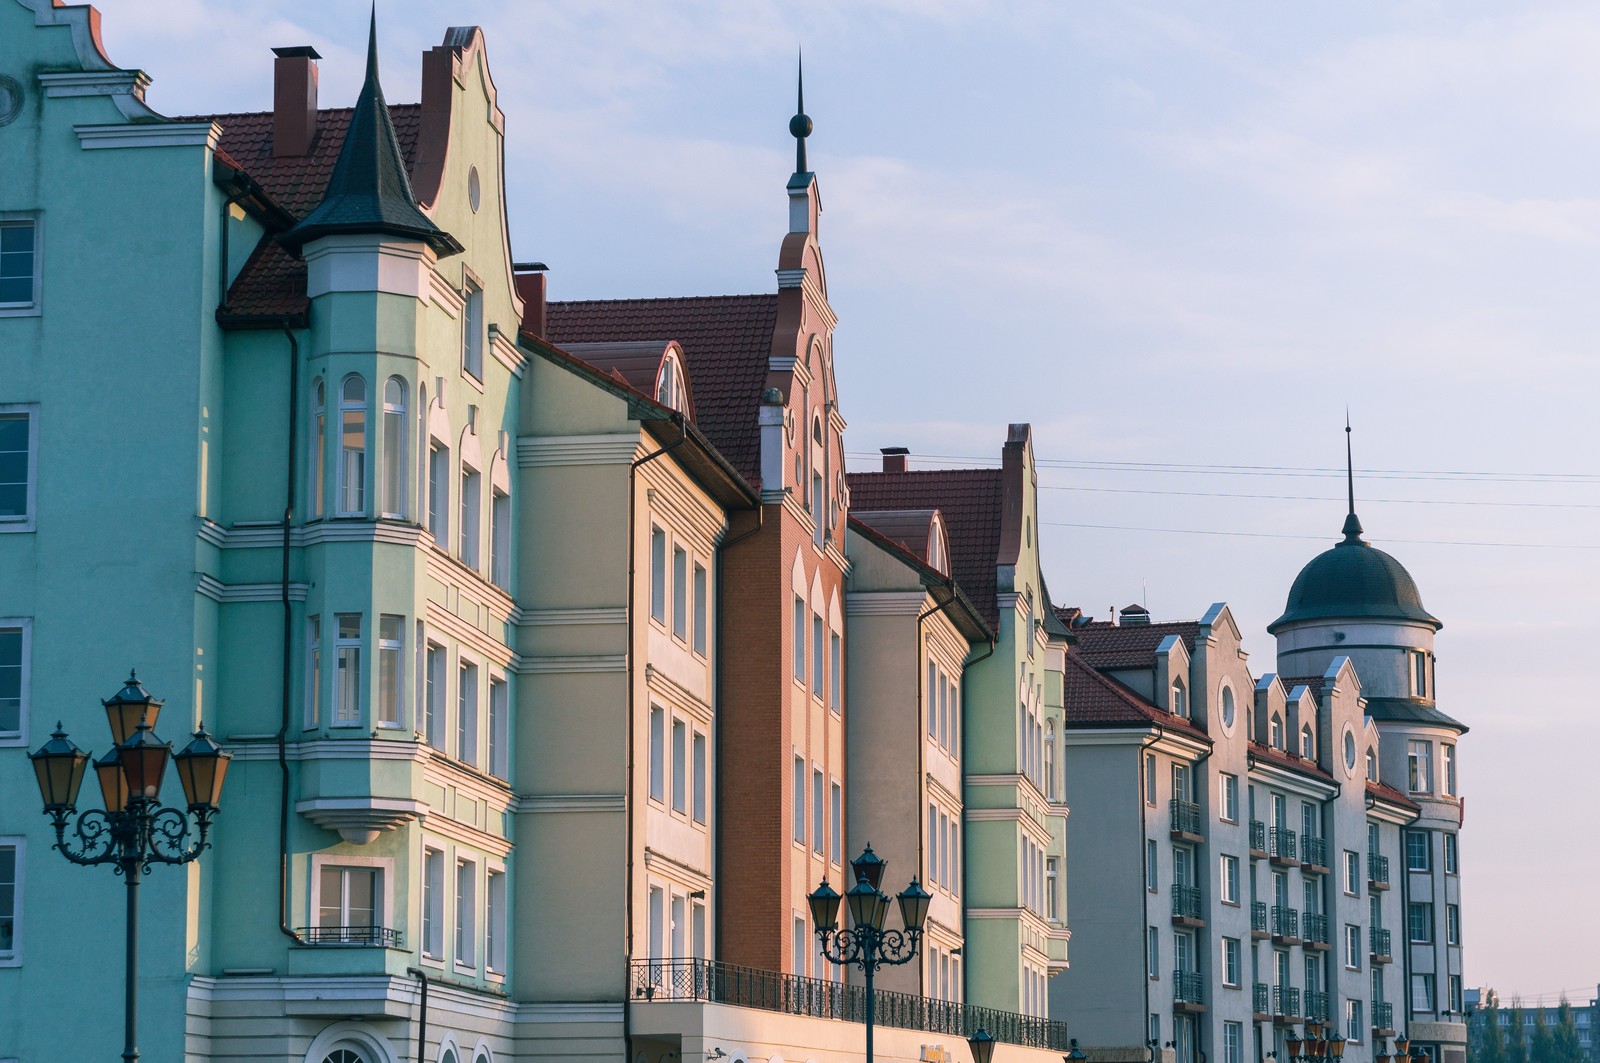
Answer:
366;2;379;81
789;48;812;174
1341;409;1364;543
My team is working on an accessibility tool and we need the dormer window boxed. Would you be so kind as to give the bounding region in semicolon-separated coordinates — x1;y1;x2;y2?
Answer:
1270;713;1284;750
1366;748;1378;782
928;514;949;575
1300;724;1314;759
1170;676;1187;718
655;354;684;411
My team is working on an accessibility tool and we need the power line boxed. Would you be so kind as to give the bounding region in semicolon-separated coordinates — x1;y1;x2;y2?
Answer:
1037;483;1600;511
1043;520;1600;550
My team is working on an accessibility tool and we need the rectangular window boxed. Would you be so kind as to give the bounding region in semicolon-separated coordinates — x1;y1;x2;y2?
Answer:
1345;923;1362;969
1172;762;1190;802
1145;752;1158;805
1222;936;1241;986
937;671;948;748
377;615;403;727
490;488;510;588
1146;838;1158;890
1406;830;1431;872
928;660;938;737
830;781;842;864
829;632;842;713
1409;902;1434;943
928;804;940;885
456;660;478;765
672;546;688;640
1450;975;1464;1013
424;642;446;749
486;869;506;973
793;915;807;977
487;677;507;779
1347;999;1364;1043
339;385;367;516
0;220;39;308
1444;832;1459;874
459;466;481;569
650;527;667;622
793;596;807;683
305;616;321;730
1412;650;1427;697
692;562;708;655
1412;973;1435;1013
1219;772;1238;822
455;859;477;966
1446;903;1461;945
1408;739;1433;793
811;613;824;693
1442;743;1457;796
334;614;362;726
318;865;379;933
0;408;36;527
793;755;806;844
671;892;686;960
381;384;406;519
422;847;444;959
649;706;665;802
1221;854;1240;904
1147;926;1159;978
692;730;708;824
1344;850;1360;895
1046;857;1059;921
1224;1022;1243;1063
0;841;18;961
812;769;825;855
427;443;449;541
672;718;688;814
463;279;484;379
313;392;326;519
647;886;664;960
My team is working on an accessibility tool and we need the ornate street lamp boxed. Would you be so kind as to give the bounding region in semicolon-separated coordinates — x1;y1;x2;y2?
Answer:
809;844;930;1063
28;673;230;1063
968;1027;997;1063
1065;1037;1088;1063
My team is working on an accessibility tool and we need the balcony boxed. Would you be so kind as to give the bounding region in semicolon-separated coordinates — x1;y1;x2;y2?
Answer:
1368;853;1390;890
1273;984;1302;1023
1249;820;1269;858
1170;799;1204;842
1270;827;1299;866
1306;990;1330;1024
1302;836;1329;873
1370;926;1392;964
298;925;405;948
1271;905;1301;944
1303;913;1330;950
1373;1000;1396;1035
629;959;1073;1050
1253;983;1272;1021
1251;901;1270;939
1174;970;1207;1012
1171;884;1205;926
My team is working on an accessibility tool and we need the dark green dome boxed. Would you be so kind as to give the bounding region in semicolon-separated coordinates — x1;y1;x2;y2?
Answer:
1268;513;1440;633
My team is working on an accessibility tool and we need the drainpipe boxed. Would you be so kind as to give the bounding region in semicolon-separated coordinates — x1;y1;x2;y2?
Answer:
1139;722;1166;1053
277;319;306;944
406;967;429;1063
623;415;688;1063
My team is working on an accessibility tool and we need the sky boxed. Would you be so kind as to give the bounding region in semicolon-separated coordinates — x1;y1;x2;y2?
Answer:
89;0;1598;998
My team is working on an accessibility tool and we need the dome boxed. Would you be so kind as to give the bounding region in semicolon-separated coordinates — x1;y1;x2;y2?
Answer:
1268;513;1441;633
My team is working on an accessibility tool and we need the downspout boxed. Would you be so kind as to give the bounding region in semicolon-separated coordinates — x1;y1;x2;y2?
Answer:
406;967;429;1063
623;414;688;1063
1139;722;1166;1053
956;634;996;1002
278;319;305;944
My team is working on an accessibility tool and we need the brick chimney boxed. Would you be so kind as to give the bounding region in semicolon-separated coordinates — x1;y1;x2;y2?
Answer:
272;46;321;157
514;262;548;340
880;447;909;473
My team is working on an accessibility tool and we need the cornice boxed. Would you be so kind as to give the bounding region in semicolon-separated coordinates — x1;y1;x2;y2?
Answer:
517;433;640;468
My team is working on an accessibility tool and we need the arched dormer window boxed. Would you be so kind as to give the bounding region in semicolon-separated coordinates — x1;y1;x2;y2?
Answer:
337;374;367;516
655;353;684;411
310;377;326;518
927;513;949;575
1270;712;1284;750
380;376;407;519
1170;676;1187;718
1300;723;1314;759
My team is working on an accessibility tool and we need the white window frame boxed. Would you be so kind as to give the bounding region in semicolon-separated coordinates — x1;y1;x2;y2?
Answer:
650;526;668;623
304;614;322;731
1220;854;1240;905
459;463;482;570
692;729;708;825
0;405;38;533
793;596;807;685
487;673;508;780
427;441;451;542
456;654;480;767
1347;999;1364;1043
336;375;368;517
462;276;485;381
1222;936;1241;987
0;618;30;745
424;639;447;749
421;843;446;962
309;852;393;940
792;753;806;845
1343;850;1360;896
333;613;363;727
490;487;511;589
1145;752;1157;805
1219;772;1238;822
672;716;689;815
0;214;42;317
829;779;842;865
811;766;825;856
455;855;478;970
485;863;507;976
1442;743;1457;796
1408;739;1433;794
0;836;22;966
829;630;842;713
672;545;689;641
692;561;709;657
1345;923;1362;970
648;705;665;803
380;376;408;519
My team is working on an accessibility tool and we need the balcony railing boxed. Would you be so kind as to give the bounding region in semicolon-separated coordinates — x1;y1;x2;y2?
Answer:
1271;905;1299;939
1174;971;1206;1006
1370;926;1392;960
1274;984;1301;1020
1302;836;1329;869
1368;853;1390;888
1303;913;1329;947
1251;901;1269;935
1170;799;1203;838
299;925;404;948
1171;884;1204;922
1270;827;1298;863
1254;983;1271;1015
1373;1000;1395;1032
628;959;1072;1050
1250;820;1268;854
1306;990;1330;1023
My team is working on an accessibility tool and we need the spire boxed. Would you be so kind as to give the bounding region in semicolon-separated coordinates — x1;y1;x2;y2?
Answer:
789;48;812;176
1341;410;1364;543
280;6;462;257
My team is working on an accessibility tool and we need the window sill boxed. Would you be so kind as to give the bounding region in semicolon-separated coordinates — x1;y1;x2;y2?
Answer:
454;962;479;976
0;521;35;534
0;303;41;319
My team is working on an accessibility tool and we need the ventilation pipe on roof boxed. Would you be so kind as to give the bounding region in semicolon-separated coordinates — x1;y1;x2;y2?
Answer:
881;446;909;473
272;46;321;157
513;262;548;340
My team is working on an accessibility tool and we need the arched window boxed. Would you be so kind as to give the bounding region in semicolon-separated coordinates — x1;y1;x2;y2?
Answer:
810;415;826;545
337;375;367;516
311;378;327;518
381;377;406;518
1220;685;1236;729
1270;712;1284;750
1044;721;1056;802
320;1051;365;1063
1300;723;1314;759
656;354;683;410
1170;676;1186;717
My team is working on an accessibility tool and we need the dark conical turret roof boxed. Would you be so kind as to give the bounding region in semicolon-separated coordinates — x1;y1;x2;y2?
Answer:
280;11;462;257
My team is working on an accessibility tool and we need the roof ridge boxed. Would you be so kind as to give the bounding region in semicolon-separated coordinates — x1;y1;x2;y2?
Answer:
549;293;777;306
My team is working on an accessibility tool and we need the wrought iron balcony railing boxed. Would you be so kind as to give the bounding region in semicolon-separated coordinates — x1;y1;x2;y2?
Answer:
1174;971;1205;1006
1251;901;1269;935
1270;827;1298;862
1274;984;1301;1019
1303;913;1329;946
1373;1000;1395;1031
1368;853;1390;887
1302;836;1328;869
1370;926;1392;959
1254;982;1271;1015
1306;990;1330;1023
1250;819;1267;854
1169;798;1203;837
628;958;1072;1050
299;925;404;948
1171;884;1204;921
1272;905;1299;939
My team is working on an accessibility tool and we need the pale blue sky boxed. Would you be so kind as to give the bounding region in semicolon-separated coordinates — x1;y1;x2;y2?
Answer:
93;0;1597;997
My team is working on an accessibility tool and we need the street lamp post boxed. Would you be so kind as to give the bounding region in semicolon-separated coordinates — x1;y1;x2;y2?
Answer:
28;673;231;1063
808;845;932;1063
1285;1021;1347;1063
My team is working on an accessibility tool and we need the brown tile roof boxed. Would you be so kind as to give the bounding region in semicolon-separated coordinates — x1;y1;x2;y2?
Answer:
545;296;779;486
1072;620;1200;671
1248;740;1335;783
1365;779;1421;812
1278;674;1328;701
846;468;1005;627
1062;650;1210;740
851;509;938;569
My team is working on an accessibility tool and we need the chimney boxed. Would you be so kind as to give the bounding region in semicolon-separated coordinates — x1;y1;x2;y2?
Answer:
881;447;909;473
272;46;321;157
1120;603;1151;626
513;262;548;340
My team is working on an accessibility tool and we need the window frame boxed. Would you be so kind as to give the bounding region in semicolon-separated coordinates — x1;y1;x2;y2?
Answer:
423;640;447;750
1220;854;1240;905
1343;850;1360;897
1219;772;1239;823
376;614;405;729
462;276;485;381
486;674;508;781
427;441;451;542
310;853;392;941
1407;739;1433;794
454;856;478;970
0;215;42;316
1406;829;1431;872
793;595;807;685
1408;901;1434;944
332;613;364;727
692;562;709;657
0;618;30;745
0;837;22;965
0;406;38;533
485;865;507;976
421;844;446;962
489;487;511;589
648;705;666;804
672;545;689;641
1145;752;1158;805
336;375;369;517
456;654;480;767
1345;923;1362;970
458;463;482;570
1222;935;1241;987
1443;832;1459;875
380;376;408;519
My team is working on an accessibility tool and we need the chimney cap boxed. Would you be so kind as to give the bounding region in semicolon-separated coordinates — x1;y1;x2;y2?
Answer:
880;446;910;456
272;46;322;59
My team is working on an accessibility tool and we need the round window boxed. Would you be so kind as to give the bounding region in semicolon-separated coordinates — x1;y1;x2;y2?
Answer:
468;165;482;213
1344;729;1358;771
1220;686;1236;730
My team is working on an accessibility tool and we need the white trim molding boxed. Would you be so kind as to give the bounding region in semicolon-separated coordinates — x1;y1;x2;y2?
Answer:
74;121;220;150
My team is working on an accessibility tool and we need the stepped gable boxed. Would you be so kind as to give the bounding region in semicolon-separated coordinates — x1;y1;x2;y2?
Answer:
1072;619;1200;671
1061;650;1209;740
846;468;1005;628
545;295;779;487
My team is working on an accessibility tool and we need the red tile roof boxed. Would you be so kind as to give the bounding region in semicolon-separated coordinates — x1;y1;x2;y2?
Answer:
1248;740;1335;783
545;296;779;486
846;468;1005;627
1365;780;1420;811
851;509;938;569
1278;674;1328;701
1062;650;1211;739
1072;620;1200;671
